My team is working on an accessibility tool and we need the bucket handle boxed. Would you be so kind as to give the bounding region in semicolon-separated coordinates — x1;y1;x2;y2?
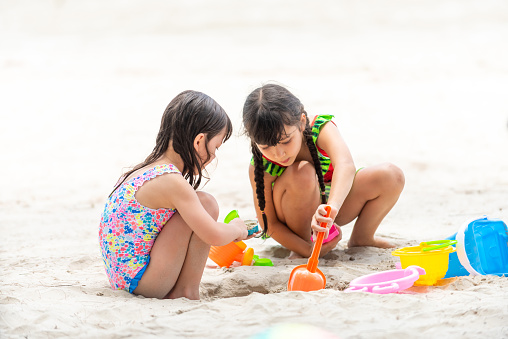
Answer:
372;283;400;294
420;240;457;252
344;286;368;293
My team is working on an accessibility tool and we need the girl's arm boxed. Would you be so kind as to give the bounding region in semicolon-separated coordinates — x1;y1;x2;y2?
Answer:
316;120;357;220
249;165;314;257
159;174;248;246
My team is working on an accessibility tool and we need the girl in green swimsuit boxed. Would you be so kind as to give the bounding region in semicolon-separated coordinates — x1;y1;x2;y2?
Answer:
243;84;405;258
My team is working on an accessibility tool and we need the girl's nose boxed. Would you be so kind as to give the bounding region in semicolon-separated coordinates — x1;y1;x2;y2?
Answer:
273;146;285;159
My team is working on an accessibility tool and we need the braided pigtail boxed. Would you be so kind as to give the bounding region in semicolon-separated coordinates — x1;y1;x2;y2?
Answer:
302;117;327;204
251;142;269;236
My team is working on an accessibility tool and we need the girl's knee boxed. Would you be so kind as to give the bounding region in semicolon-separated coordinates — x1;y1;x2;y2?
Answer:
380;163;405;192
196;191;219;220
283;161;317;192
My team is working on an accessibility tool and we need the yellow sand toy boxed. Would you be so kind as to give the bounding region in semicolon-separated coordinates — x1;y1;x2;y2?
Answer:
392;240;456;286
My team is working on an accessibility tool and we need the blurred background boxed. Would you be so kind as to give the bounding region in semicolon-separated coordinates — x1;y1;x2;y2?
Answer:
1;0;507;240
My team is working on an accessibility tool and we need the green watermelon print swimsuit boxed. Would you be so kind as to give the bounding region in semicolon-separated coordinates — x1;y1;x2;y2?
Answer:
250;114;337;197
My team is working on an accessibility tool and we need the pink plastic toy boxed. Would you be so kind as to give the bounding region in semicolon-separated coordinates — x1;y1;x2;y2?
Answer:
345;265;426;294
311;224;340;244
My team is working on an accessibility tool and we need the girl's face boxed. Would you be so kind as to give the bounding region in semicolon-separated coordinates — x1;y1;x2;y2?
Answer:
195;128;227;170
256;124;304;167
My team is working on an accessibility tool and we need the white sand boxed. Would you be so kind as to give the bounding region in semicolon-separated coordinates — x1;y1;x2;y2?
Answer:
1;1;508;338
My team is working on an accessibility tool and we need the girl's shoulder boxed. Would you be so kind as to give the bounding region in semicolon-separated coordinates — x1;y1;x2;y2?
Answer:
142;164;183;186
120;163;183;191
310;114;335;128
126;163;181;181
134;164;189;210
310;115;336;143
150;163;182;176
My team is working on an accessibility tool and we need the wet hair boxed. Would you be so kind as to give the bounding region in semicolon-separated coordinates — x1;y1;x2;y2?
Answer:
243;84;326;237
111;90;232;195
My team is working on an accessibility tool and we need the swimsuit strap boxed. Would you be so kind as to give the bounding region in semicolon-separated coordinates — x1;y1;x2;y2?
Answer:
129;164;181;190
311;114;335;145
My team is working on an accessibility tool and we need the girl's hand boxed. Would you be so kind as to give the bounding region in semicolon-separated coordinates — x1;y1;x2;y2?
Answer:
246;230;262;241
311;204;338;241
228;218;249;242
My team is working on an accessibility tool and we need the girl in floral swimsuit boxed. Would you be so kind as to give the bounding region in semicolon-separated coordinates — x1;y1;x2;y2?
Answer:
243;84;405;258
99;90;253;299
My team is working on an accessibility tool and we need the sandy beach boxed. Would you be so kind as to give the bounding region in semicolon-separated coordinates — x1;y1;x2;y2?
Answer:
1;0;508;338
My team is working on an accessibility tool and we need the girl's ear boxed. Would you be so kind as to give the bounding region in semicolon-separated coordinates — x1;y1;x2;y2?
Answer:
193;133;206;152
300;113;307;131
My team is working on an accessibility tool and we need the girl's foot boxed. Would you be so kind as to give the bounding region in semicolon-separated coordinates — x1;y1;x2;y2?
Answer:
348;236;395;249
288;251;305;259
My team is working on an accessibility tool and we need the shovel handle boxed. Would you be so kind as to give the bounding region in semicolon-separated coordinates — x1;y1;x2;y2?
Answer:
308;206;332;272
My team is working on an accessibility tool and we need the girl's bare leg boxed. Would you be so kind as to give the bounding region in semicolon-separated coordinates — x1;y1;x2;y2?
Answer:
164;193;217;300
133;192;218;299
335;163;405;248
273;161;321;258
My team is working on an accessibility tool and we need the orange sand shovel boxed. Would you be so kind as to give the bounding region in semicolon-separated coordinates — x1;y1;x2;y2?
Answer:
287;206;331;292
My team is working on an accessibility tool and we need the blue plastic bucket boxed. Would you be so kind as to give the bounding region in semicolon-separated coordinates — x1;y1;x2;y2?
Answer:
444;233;470;278
455;216;508;277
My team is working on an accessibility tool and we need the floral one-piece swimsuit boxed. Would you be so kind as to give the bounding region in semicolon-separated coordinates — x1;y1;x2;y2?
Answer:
99;164;180;293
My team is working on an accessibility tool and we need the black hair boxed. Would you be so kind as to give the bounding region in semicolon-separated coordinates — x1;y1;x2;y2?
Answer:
243;84;326;237
111;90;232;195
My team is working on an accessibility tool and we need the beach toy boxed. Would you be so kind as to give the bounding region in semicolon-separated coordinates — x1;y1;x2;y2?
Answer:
311;223;340;244
345;265;426;294
287;206;331;292
245;219;260;236
443;233;470;278
223;209;240;223
224;210;260;236
208;210;265;267
208;210;255;267
252;255;274;266
209;240;254;267
392;240;456;286
455;216;508;276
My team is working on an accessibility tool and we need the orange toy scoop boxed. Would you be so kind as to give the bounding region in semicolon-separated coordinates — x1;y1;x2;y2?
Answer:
287;206;331;292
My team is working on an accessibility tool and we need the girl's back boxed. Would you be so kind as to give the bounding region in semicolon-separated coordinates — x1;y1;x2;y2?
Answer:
99;164;181;291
